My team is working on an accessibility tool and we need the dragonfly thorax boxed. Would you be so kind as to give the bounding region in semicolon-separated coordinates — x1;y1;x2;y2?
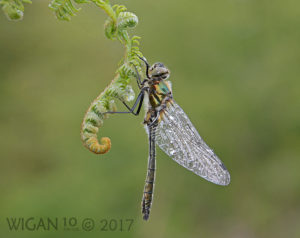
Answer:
141;60;173;126
149;62;170;81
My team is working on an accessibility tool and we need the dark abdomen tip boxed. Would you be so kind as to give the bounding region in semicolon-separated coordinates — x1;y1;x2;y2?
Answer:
143;213;149;221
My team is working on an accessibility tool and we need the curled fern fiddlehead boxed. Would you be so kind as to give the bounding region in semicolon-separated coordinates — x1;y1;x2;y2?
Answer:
49;0;144;154
0;0;32;20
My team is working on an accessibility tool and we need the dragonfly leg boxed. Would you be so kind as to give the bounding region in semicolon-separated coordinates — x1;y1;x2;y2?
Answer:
133;65;148;88
136;54;150;79
121;91;145;116
133;64;142;89
133;92;144;115
104;89;145;116
147;113;160;127
145;96;171;127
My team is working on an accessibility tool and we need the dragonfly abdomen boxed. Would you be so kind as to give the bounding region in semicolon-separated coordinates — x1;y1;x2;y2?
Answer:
142;167;155;220
142;124;157;220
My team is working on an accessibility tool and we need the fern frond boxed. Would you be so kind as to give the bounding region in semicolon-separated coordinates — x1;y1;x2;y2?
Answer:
49;0;145;155
49;0;88;21
115;4;126;16
0;0;32;20
2;0;145;155
104;18;117;39
117;11;138;30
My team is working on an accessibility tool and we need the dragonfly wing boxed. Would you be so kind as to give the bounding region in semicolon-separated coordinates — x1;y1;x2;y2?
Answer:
155;101;230;186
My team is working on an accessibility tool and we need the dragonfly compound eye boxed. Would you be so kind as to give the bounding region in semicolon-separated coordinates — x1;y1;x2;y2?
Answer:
149;62;170;80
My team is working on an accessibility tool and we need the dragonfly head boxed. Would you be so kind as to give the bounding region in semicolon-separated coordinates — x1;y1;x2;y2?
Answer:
149;62;170;81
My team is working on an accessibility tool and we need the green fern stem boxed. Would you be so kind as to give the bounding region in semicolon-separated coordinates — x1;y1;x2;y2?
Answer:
92;0;116;23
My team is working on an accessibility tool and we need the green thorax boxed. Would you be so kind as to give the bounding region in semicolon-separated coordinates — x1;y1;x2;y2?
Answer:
149;80;172;108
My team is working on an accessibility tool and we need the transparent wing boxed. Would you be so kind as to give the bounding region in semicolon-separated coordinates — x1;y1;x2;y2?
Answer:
155;101;230;186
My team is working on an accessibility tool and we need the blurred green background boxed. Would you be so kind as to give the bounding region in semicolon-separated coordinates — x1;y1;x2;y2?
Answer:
1;0;300;237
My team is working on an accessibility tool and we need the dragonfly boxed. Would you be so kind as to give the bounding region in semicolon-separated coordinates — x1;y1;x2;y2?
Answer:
107;56;230;220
